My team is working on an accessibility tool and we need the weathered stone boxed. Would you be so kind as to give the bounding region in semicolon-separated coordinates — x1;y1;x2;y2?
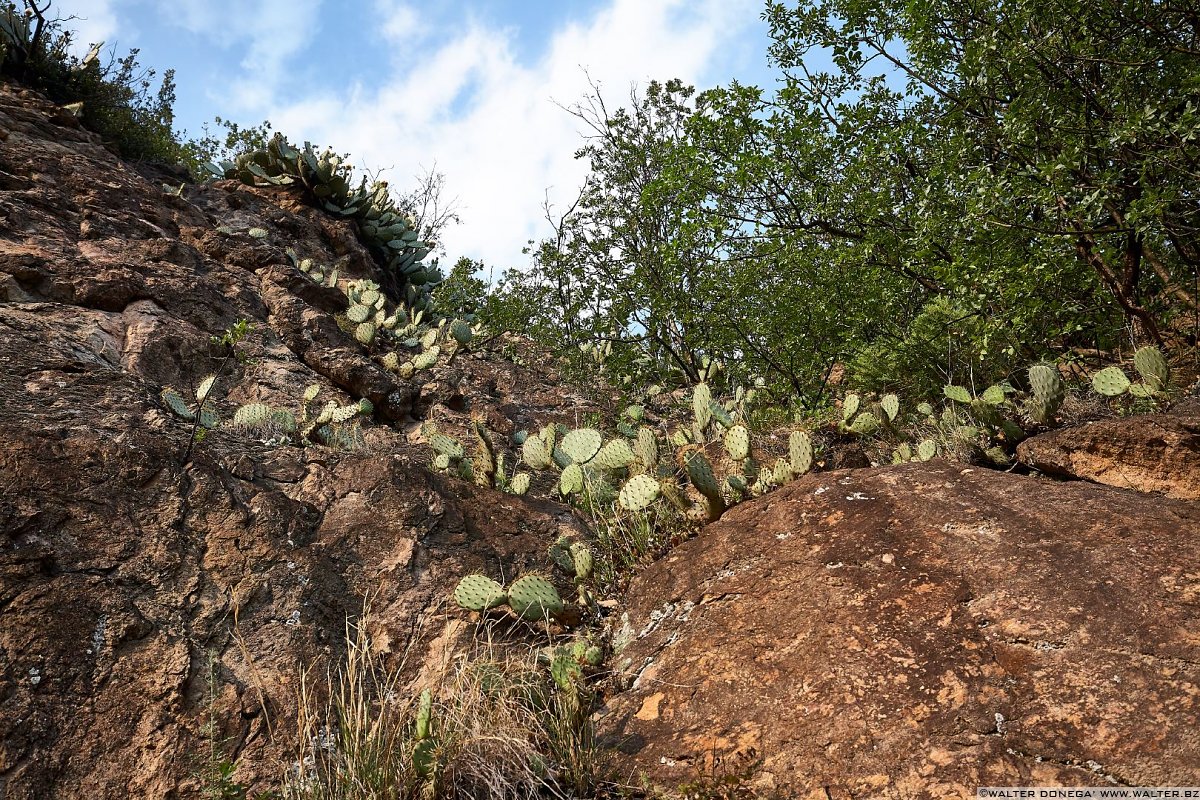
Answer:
599;463;1200;795
1017;399;1200;500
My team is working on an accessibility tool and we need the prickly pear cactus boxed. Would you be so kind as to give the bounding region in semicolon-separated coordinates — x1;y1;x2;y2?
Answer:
561;428;603;464
634;427;659;468
789;430;813;475
1092;366;1132;396
848;411;880;436
619;474;661;511
453;575;507;611
724;424;750;461
881;393;900;422
692;383;713;430
1133;346;1168;392
559;463;585;496
522;435;552;470
509;472;531;495
428;433;464;459
1027;364;1065;423
570;542;593;581
685;451;723;503
593;438;636;470
507;576;564;620
917;439;937;461
842;393;861;421
943;385;973;404
232;402;274;428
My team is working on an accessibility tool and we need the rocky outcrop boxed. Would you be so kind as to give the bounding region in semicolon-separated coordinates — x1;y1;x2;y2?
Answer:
599;462;1200;796
0;83;608;798
1017;399;1200;500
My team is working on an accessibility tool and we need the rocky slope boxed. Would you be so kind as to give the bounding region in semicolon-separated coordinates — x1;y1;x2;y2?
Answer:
0;82;610;797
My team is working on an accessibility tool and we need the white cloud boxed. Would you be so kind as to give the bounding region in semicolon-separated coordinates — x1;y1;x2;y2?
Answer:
258;0;765;271
47;0;121;53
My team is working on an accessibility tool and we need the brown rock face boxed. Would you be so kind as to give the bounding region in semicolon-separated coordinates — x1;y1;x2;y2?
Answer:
599;463;1200;796
0;83;603;798
1017;400;1200;500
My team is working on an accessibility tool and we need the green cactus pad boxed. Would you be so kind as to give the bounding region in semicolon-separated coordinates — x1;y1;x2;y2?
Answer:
848;411;880;436
570;542;593;580
347;304;371;324
916;440;937;461
943;385;972;404
507;575;563;620
522;436;552;470
1092;366;1132;396
692;383;712;430
772;457;793;486
685;451;722;500
724;424;751;461
1028;365;1064;404
634;427;659;467
917;402;935;417
195;374;218;403
789;430;813;475
433;453;451;470
233;402;273;428
1133;346;1168;391
893;443;913;463
428;433;464;459
619;474;661;511
842;393;861;421
160;387;195;421
509;473;531;495
453;574;507;611
1128;382;1157;398
302;384;321;404
881;394;900;421
594;438;636;470
412;349;438;370
449;319;474;345
709;403;734;429
330;403;363;424
560;428;603;464
560;463;585;495
980;384;1006;406
354;322;376;344
381;352;400;371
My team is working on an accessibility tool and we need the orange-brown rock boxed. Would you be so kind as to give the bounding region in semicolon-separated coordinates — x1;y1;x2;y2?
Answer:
599;462;1200;796
1017;399;1200;500
0;82;603;798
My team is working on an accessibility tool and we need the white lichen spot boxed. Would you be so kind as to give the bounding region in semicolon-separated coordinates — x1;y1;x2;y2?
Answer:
994;712;1006;734
28;667;41;686
846;492;872;501
814;486;828;495
776;532;792;540
285;610;301;627
88;615;108;655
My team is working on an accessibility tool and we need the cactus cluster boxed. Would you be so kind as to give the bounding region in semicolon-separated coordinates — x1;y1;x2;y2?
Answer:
411;688;438;780
207;133;441;309
452;574;564;621
548;536;597;607
0;4;33;62
285;247;340;288
231;384;371;449
161;374;222;431
1091;347;1170;401
839;393;883;436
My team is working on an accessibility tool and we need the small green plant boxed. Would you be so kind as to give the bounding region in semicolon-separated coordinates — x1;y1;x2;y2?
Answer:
1091;346;1171;404
160;320;252;464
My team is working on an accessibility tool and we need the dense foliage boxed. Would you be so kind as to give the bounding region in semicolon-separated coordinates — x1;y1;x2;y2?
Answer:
485;0;1199;404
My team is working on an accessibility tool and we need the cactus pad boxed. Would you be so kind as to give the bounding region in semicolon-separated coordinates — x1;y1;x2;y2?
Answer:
354;322;376;344
619;474;661;511
1133;346;1167;391
561;428;603;464
634;427;659;467
1092;366;1132;396
943;385;972;404
195;374;218;403
594;438;636;470
685;451;722;500
507;575;563;620
917;439;937;461
881;393;900;421
450;319;474;345
848;411;880;436
522;436;552;470
233;402;273;428
559;463;584;495
160;387;195;420
842;393;861;421
789;430;813;475
724;424;751;461
509;473;531;495
980;384;1006;406
692;383;712;429
570;542;594;580
453;574;507;611
429;433;464;459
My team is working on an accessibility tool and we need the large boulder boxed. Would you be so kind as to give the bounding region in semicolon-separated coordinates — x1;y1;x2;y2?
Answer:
1016;399;1200;500
598;462;1200;796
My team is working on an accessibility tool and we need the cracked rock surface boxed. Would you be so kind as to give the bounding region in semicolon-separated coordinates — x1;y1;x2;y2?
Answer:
599;462;1200;796
0;83;606;798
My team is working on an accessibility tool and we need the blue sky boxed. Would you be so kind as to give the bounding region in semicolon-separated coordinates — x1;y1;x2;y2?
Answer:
50;0;781;273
